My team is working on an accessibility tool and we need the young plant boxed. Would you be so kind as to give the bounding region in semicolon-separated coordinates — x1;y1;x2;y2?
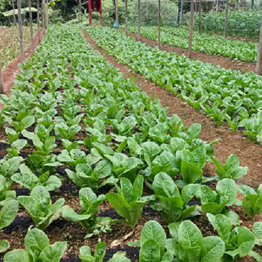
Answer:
54;122;81;140
238;184;262;219
106;175;149;228
79;242;106;262
62;187;111;238
207;213;259;261
152;172;200;224
0;156;23;180
17;186;65;231
57;149;87;170
0;175;15;203
3;228;67;262
211;154;248;180
12;164;61;191
200;178;237;215
6;139;27;157
167;220;225;262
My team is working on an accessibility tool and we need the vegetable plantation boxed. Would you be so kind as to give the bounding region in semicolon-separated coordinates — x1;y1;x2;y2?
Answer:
1;0;262;260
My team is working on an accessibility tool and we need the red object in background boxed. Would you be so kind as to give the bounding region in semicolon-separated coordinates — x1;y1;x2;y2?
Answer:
88;0;102;26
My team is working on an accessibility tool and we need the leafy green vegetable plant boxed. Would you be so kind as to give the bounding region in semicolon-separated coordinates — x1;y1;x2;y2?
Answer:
3;228;67;262
17;186;65;230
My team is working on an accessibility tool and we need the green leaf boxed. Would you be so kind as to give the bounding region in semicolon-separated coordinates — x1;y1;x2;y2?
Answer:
4;249;31;262
139;239;161;262
216;179;237;206
0;240;10;253
39;241;67;262
0;200;19;230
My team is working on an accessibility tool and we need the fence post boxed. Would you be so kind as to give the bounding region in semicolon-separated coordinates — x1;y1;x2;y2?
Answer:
125;0;128;34
17;0;24;63
0;57;3;94
158;0;161;48
79;0;82;22
29;0;34;53
224;0;229;38
37;0;40;42
138;0;141;40
188;0;194;58
42;0;45;32
116;0;119;28
181;0;183;25
256;12;262;74
198;0;201;32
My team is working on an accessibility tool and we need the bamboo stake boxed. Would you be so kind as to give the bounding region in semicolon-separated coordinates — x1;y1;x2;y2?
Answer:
12;0;16;24
116;0;119;28
138;0;141;40
181;0;183;25
37;0;40;42
198;0;201;32
256;12;262;74
158;0;160;48
17;0;24;63
188;0;194;58
0;57;3;94
79;0;82;22
125;0;128;34
42;0;45;32
224;0;229;38
29;0;34;53
45;0;49;28
216;0;219;13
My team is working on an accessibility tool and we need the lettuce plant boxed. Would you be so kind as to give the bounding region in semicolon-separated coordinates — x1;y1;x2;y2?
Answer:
152;172;199;224
57;149;87;170
211;154;248;180
3;228;67;262
0;175;15;203
6;139;27;157
54;122;81;140
200;178;237;215
106;175;149;228
167;220;225;262
238;184;262;219
79;242;106;262
207;213;259;261
17;186;65;230
62;187;111;239
12;164;61;191
0;156;23;180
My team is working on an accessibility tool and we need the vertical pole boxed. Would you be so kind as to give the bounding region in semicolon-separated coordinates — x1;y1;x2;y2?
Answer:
100;0;103;26
29;0;34;53
216;0;219;13
198;0;201;32
42;0;45;32
181;0;183;25
158;0;160;48
0;57;3;94
12;0;16;24
224;0;229;38
88;0;92;26
256;12;262;74
79;0;82;22
138;0;141;40
125;0;128;34
188;0;194;59
116;0;119;28
17;0;24;63
45;0;49;27
37;0;40;42
146;2;148;23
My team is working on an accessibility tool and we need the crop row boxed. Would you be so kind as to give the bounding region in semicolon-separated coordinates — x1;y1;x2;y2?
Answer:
0;24;261;261
86;26;262;145
1;26;33;68
128;26;257;63
194;10;261;40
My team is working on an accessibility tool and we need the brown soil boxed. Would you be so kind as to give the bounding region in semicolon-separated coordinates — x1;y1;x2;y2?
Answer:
125;31;257;74
1;29;44;101
0;27;9;36
210;32;258;43
81;30;262;189
0;34;18;50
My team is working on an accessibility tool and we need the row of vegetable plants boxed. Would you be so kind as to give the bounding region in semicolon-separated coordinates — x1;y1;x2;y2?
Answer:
194;10;261;40
0;24;261;262
86;26;262;145
128;26;257;63
0;26;33;69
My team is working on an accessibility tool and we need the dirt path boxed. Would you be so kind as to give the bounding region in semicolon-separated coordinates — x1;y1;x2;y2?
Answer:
124;30;257;74
1;29;45;100
0;27;9;36
81;30;262;188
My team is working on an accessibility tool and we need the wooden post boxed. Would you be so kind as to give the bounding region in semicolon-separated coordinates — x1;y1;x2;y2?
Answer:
216;0;219;13
29;0;34;53
146;2;148;23
256;12;262;74
12;0;16;24
37;0;40;42
116;0;119;28
188;0;194;59
138;0;141;40
42;0;45;32
45;0;49;27
181;0;183;25
79;0;82;22
158;0;160;48
0;57;3;94
198;0;201;32
224;0;229;38
17;0;24;63
125;0;128;34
